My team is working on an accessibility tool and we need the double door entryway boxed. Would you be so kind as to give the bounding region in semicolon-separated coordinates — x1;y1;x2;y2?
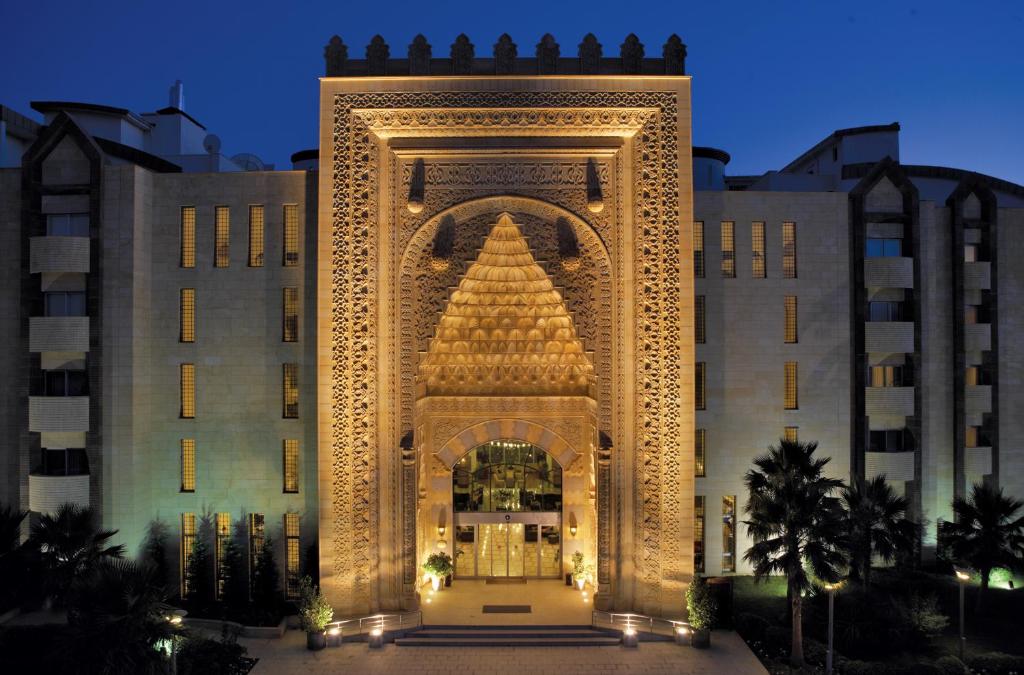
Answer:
453;512;561;578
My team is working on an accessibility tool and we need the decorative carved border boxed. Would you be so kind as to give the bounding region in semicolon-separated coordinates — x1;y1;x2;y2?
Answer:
328;90;680;612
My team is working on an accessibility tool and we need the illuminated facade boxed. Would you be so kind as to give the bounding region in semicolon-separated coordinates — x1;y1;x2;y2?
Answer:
1;33;1023;619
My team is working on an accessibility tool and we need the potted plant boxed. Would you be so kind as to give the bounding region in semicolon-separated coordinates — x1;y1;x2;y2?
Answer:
422;552;454;592
298;576;334;651
685;576;717;649
571;551;587;590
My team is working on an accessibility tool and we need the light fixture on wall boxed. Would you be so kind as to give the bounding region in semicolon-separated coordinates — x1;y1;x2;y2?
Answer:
569;513;578;537
437;524;446;538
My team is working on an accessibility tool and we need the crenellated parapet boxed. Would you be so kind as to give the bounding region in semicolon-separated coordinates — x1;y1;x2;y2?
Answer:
323;33;687;77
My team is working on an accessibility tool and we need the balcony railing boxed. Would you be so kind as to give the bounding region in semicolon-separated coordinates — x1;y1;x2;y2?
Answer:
28;396;89;432
964;323;991;353
29;236;90;274
28;473;90;514
864;257;914;288
966;385;992;416
865;387;915;418
29;316;90;352
964;261;991;290
865;322;914;353
865;450;915;482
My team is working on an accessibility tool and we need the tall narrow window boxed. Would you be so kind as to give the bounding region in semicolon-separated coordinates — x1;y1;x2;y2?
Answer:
694;496;706;574
784;426;799;443
782;221;797;278
248;205;265;267
784;296;798;344
722;495;736;573
283;288;299;342
696;362;706;411
180;207;196;268
181;513;196;596
720;221;735;277
283;440;299;493
214;206;230;267
784;361;798;410
751;221;766;278
965;426;980;448
180;289;195;343
180;439;195;492
695;429;706;477
285;513;300;598
283;363;298;418
694;221;705;278
283;204;299;266
249;513;265;596
695;295;706;344
180;364;195;418
215;513;230;600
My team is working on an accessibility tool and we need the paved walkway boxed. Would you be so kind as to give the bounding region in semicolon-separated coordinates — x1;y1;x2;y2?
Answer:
241;629;768;674
422;578;594;625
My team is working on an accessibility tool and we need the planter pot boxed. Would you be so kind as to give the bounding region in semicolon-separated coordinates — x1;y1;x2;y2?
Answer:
575;577;586;591
445;574;452;587
565;573;573;587
690;628;711;649
430;576;442;592
307;631;327;651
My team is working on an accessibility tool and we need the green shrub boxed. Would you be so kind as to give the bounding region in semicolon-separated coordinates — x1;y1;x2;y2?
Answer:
297;576;333;633
421;552;454;579
906;593;948;639
735;611;770;642
685;576;718;630
965;651;1024;675
933;656;968;675
177;628;254;675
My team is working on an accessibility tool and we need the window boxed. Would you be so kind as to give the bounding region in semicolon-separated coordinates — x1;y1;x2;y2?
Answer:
180;364;195;418
181;513;196;596
248;205;265;267
751;221;765;278
695;429;706;477
782;222;797;278
38;447;88;476
695;295;705;344
452;441;561;513
784;362;798;410
180;289;195;343
283;288;299;342
965;305;989;324
722;495;736;573
694;496;705;574
285;513;300;599
180;207;196;268
966;366;991;386
44;291;86;317
964;244;979;263
784;426;799;443
868;301;905;322
694;221;704;278
283;440;299;493
214;206;230;267
695;362;706;411
869;429;907;453
283;363;298;418
283;204;299;266
784;296;797;344
965;426;980;448
42;370;88;396
181;439;195;492
215;513;230;600
870;365;905;387
46;213;89;237
866;237;902;257
249;513;265;596
720;221;735;277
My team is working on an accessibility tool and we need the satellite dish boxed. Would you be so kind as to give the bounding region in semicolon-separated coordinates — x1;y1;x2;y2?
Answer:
203;134;222;155
230;153;267;172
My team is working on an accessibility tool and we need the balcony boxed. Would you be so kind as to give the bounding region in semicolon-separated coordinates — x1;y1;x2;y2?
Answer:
28;397;89;432
28;473;90;514
964;261;991;290
865;387;915;418
865;322;914;353
964;323;991;353
29;316;90;352
864;257;914;288
865;451;915;482
29;236;90;274
965;447;993;478
966;385;992;416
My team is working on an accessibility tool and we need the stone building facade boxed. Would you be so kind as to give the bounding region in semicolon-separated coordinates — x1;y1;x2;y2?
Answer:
1;32;1022;618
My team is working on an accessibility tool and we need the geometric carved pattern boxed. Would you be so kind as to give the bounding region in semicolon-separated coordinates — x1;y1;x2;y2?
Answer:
327;90;682;614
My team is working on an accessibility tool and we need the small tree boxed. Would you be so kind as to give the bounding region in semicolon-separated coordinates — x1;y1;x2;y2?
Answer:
141;520;170;593
251;536;280;612
685;576;718;630
220;536;248;611
185;530;215;608
297;576;333;634
842;475;917;589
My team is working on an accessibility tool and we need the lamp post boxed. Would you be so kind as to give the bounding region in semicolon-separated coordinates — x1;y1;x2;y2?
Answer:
823;582;843;675
955;567;971;661
166;609;186;675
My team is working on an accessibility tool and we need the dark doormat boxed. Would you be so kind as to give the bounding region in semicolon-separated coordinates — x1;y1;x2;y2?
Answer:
485;578;527;585
483;605;532;613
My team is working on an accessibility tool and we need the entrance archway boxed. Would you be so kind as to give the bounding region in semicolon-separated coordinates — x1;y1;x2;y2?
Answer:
452;440;563;578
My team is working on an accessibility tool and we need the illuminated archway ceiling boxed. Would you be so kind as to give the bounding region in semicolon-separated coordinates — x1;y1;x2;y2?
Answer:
418;213;596;397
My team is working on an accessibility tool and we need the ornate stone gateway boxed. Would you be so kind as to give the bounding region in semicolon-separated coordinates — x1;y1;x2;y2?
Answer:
316;76;696;618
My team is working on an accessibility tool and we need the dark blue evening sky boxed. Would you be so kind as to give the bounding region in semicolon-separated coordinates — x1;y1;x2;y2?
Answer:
2;0;1021;184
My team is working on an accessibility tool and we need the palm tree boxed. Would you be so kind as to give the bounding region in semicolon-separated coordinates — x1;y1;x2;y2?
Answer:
0;504;29;609
30;503;125;605
945;482;1024;608
65;558;181;674
842;475;917;589
0;503;27;558
743;439;848;668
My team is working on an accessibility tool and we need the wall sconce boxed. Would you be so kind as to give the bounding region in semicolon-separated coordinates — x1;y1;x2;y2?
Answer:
586;159;604;213
437;524;446;538
407;158;425;213
568;513;578;537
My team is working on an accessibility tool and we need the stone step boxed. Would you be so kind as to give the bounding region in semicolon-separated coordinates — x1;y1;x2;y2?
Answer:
395;624;622;647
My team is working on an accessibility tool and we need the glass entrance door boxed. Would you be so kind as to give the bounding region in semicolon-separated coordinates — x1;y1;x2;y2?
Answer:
454;518;560;578
473;523;525;577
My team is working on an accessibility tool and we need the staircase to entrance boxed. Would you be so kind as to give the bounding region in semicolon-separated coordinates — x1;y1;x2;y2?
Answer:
394;625;623;647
